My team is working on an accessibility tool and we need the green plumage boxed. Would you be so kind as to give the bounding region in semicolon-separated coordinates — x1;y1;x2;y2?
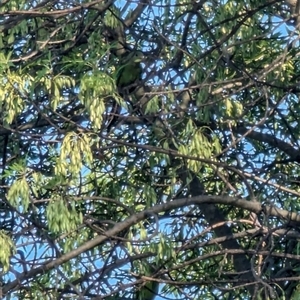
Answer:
107;51;143;131
136;280;159;300
116;51;143;90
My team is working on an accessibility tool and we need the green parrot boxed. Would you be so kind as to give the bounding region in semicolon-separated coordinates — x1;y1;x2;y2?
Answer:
107;51;144;131
116;50;144;92
136;279;159;300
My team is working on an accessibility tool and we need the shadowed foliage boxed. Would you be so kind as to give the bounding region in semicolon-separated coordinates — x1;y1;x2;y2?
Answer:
1;0;300;299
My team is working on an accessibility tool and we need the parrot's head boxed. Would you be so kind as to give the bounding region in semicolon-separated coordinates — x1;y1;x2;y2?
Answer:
122;50;144;64
131;51;144;63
